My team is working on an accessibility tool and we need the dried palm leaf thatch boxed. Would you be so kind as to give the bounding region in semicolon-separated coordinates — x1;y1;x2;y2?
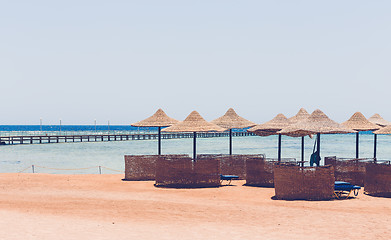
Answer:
341;112;380;131
279;109;355;135
131;109;179;127
162;111;226;133
248;113;290;136
211;108;256;129
374;125;391;135
285;108;311;137
288;108;310;124
368;113;391;127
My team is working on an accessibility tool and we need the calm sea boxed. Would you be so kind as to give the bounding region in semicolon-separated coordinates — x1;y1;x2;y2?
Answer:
0;125;390;174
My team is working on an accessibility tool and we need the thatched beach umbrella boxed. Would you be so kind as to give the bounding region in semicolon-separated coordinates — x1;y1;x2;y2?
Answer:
211;108;256;155
248;113;291;162
341;112;380;159
279;109;354;165
373;125;391;161
287;108;310;165
368;114;390;159
132;109;179;155
368;114;391;127
162;111;226;160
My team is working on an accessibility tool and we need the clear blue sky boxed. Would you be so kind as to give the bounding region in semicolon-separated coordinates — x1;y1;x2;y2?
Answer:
1;1;390;125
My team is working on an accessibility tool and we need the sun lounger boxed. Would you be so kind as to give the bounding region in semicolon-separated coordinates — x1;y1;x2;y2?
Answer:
220;174;239;185
334;181;361;199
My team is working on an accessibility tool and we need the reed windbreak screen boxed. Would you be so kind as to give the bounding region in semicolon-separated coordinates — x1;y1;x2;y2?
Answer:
197;154;264;179
274;164;335;200
124;154;187;181
325;156;368;186
365;163;391;197
155;156;220;188
246;157;274;187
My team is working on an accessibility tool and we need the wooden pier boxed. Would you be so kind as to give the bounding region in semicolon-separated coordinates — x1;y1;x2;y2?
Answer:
0;132;254;145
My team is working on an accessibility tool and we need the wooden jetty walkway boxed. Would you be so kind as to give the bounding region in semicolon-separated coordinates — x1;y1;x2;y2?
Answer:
0;132;254;145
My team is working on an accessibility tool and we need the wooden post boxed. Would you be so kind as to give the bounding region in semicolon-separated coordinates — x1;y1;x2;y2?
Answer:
193;132;197;160
229;129;232;155
301;136;304;167
158;127;161;155
317;133;321;161
374;133;377;162
356;132;359;159
278;134;281;162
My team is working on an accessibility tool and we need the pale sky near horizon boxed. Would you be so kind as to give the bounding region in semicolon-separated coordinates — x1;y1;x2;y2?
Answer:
1;1;390;125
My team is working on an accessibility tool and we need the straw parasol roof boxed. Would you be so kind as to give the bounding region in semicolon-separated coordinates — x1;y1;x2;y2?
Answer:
211;108;256;129
284;108;311;137
162;111;226;133
288;108;310;124
368;114;391;127
341;112;380;131
374;125;391;135
131;109;179;127
248;113;290;136
279;109;355;135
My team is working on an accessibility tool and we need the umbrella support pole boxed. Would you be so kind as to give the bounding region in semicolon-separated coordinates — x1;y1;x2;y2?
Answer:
374;134;377;162
317;133;321;164
158;127;161;155
229;129;232;155
193;132;197;160
278;134;281;162
356;132;359;159
301;136;304;167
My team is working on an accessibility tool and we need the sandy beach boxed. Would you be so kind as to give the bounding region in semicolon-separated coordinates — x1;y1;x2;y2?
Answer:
0;173;390;240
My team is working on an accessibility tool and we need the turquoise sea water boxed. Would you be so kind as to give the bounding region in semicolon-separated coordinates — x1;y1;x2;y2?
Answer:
1;127;391;174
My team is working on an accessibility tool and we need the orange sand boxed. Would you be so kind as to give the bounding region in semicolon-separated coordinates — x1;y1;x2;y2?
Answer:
0;173;390;240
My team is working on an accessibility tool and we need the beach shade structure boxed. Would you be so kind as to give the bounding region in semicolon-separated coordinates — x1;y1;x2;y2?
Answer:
374;124;391;135
131;109;179;155
368;113;391;127
162;111;226;160
248;113;291;162
373;125;391;161
287;108;311;166
341;112;380;159
279;109;355;166
211;108;256;155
